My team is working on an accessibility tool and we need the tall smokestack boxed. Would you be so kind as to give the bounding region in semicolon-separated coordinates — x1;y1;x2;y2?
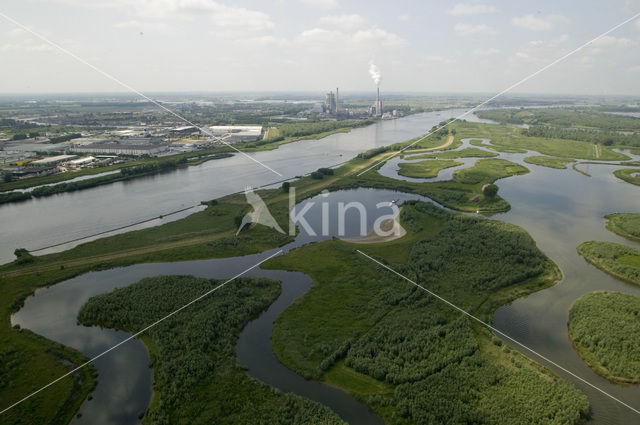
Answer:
336;87;339;115
376;86;381;116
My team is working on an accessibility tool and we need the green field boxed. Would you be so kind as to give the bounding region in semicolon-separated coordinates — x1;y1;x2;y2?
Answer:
397;159;463;178
263;201;588;424
569;291;640;384
606;213;640;242
614;168;640;186
453;121;629;160
78;275;345;424
405;147;498;160
452;158;529;184
577;241;640;286
524;156;575;169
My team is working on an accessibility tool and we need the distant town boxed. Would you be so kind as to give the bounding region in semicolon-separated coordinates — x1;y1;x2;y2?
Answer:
0;89;404;183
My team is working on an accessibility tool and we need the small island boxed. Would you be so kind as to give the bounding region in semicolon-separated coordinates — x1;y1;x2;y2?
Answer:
606;213;640;242
577;241;640;286
568;291;640;384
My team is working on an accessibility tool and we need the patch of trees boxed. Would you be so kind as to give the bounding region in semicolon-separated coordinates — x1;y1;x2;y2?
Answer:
310;167;335;180
78;275;345;424
477;108;640;132
120;157;186;177
48;133;82;143
523;125;640;148
569;291;640;383
356;146;390;159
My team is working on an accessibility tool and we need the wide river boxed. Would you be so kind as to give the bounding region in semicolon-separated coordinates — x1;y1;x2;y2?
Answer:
0;109;471;264
8;112;640;424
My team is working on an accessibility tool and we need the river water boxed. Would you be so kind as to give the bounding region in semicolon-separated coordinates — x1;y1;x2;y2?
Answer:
0;110;465;264
9;114;640;424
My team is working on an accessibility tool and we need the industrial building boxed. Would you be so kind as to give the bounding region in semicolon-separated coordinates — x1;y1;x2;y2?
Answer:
370;87;383;117
208;126;262;142
324;91;336;114
170;126;200;136
69;144;169;156
68;156;96;167
31;154;78;166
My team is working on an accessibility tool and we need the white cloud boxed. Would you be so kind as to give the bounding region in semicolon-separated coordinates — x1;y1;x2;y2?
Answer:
591;35;635;48
453;23;498;37
447;3;498;16
114;20;169;32
636;18;640;31
511;14;569;31
318;14;365;29
398;14;410;21
474;47;500;56
295;26;404;49
56;1;275;33
1;41;54;52
422;55;456;64
299;0;340;9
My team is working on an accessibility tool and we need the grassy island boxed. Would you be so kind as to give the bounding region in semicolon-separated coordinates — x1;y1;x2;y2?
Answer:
397;159;463;178
405;147;498;160
524;156;575;169
614;168;640;186
577;242;640;286
568;291;640;384
605;213;640;242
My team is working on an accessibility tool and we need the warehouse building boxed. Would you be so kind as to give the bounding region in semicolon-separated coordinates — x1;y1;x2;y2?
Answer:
69;144;169;156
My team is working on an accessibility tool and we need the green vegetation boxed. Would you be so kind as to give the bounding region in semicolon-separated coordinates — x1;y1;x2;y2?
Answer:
468;139;527;153
405;147;498;160
524;156;575;169
256;120;374;148
455;120;629;160
453;158;529;184
264;201;588;424
577;241;640;286
397;159;463;178
78;275;345;424
614;168;640;186
568;291;640;384
606;213;640;242
477;108;640;133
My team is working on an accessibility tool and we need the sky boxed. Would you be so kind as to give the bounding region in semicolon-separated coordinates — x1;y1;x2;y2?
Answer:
1;0;640;95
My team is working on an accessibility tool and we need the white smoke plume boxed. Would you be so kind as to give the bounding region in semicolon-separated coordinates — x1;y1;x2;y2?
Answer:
368;61;381;87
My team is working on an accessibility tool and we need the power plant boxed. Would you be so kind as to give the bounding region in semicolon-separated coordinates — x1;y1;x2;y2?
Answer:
370;86;383;117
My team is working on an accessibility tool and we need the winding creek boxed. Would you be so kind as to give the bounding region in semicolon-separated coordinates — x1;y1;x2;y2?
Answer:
8;115;640;424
